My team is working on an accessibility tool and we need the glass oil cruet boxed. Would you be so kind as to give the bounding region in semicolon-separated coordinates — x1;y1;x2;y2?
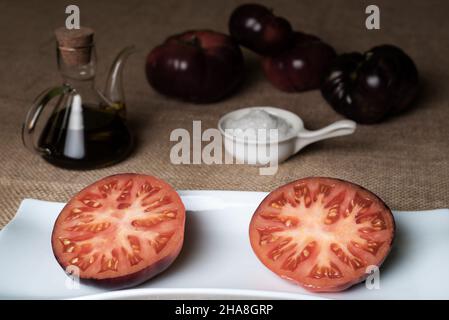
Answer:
22;27;135;169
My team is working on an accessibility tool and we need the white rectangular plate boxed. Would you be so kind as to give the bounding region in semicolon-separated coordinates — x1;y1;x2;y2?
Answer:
0;191;448;299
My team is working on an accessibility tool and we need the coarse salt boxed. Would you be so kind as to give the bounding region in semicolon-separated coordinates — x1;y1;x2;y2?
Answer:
223;109;292;141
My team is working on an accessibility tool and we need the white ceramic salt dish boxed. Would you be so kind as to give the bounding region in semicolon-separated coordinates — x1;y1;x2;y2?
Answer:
218;106;356;165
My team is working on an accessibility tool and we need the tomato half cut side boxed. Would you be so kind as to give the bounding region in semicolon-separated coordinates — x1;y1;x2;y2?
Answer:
249;177;395;292
51;173;185;289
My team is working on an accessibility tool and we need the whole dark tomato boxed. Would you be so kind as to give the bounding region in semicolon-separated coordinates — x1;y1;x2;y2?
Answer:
262;32;336;92
229;3;293;55
321;45;419;124
146;30;245;103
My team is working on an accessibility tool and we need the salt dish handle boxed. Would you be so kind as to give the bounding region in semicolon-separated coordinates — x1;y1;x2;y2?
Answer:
294;120;356;152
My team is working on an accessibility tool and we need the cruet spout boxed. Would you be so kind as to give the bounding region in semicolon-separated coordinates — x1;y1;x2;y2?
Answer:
103;45;136;116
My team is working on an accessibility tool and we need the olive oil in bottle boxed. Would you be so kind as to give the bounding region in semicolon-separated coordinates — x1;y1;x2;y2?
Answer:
38;97;133;170
22;27;136;170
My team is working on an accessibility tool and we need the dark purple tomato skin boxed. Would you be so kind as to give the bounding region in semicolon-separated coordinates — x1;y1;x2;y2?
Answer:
321;45;419;124
229;3;293;55
262;32;336;92
146;30;245;103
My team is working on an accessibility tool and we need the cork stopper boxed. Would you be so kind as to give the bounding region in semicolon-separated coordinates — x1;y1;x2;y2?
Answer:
55;27;94;66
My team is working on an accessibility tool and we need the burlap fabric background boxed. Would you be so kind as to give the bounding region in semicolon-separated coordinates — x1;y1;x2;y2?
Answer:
0;0;448;229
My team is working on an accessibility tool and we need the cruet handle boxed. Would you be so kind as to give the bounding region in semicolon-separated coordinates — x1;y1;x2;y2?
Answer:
22;85;69;155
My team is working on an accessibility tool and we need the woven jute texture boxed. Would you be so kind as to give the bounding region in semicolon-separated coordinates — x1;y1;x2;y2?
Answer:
0;0;448;229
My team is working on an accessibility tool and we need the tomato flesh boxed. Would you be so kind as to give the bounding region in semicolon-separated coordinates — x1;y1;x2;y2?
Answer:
249;177;395;292
51;174;185;288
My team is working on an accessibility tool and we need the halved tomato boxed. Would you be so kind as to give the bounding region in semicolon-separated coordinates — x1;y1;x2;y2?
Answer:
249;177;395;292
51;173;185;289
